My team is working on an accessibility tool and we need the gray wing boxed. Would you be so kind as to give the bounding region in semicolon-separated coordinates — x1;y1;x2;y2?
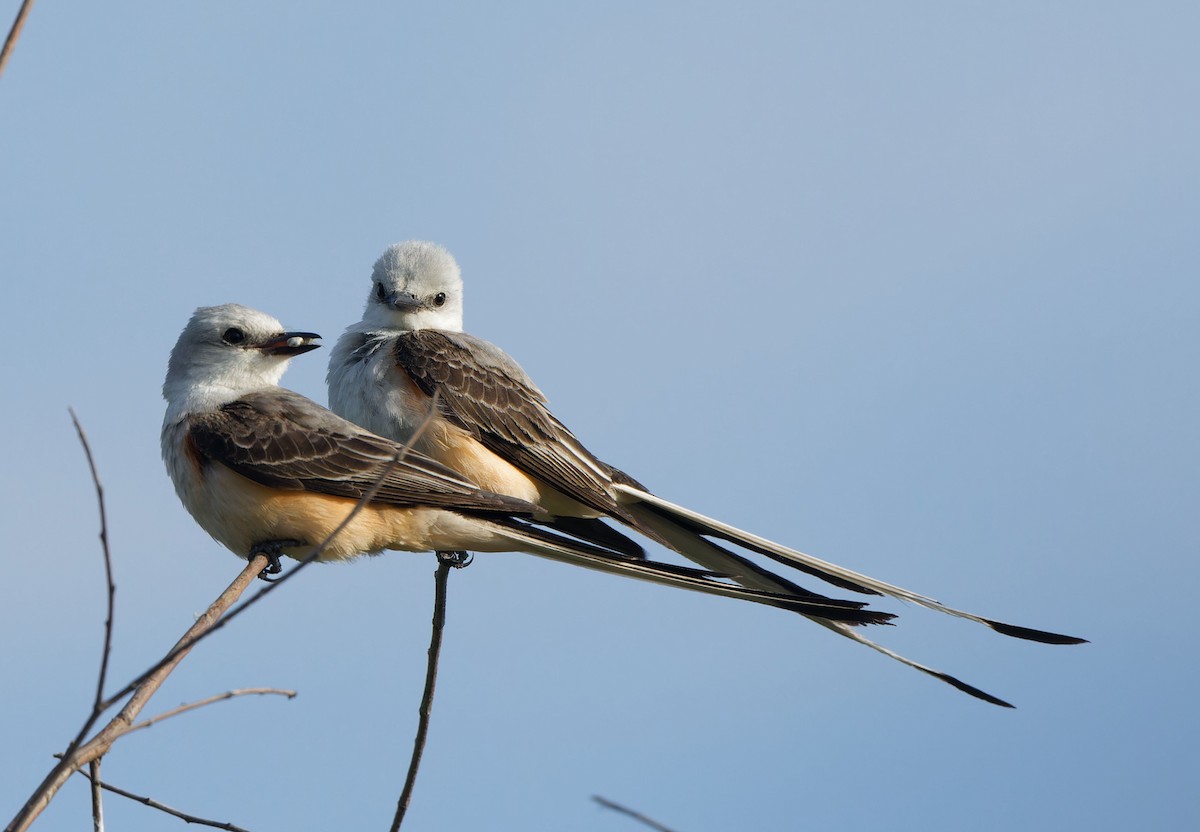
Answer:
394;330;635;517
189;388;536;516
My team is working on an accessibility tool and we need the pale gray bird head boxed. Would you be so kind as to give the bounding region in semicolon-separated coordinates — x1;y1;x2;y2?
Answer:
163;304;321;413
361;240;465;332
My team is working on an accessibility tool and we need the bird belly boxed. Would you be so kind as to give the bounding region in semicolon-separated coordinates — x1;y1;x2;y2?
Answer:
181;462;523;561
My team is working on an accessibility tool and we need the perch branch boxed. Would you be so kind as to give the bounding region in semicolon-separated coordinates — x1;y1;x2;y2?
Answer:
8;399;439;832
100;391;440;713
389;554;456;831
4;556;267;832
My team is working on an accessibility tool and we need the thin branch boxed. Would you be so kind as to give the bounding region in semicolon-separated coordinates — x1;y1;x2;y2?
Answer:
592;795;679;832
0;0;35;79
70;767;252;832
4;557;268;832
24;412;121;809
88;760;103;832
390;554;455;831
69;410;118;735
129;688;297;733
7;397;442;832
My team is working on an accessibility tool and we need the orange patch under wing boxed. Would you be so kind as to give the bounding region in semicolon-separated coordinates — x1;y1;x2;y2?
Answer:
422;421;596;518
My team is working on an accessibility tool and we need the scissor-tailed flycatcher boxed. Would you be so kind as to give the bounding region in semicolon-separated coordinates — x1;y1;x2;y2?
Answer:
160;303;892;624
327;241;1086;707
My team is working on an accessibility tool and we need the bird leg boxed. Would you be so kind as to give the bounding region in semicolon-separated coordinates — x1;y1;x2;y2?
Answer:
248;539;303;581
436;550;473;569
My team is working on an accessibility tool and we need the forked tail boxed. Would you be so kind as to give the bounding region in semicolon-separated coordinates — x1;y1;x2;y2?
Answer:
615;483;1086;646
485;518;894;626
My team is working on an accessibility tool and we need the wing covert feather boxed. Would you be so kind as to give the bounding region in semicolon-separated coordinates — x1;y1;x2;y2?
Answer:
189;389;534;515
394;330;626;514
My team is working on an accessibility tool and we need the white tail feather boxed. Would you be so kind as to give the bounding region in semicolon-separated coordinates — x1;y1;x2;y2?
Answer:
483;521;885;624
616;483;994;627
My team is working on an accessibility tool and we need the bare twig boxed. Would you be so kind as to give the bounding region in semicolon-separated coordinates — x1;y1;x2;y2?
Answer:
24;412;121;813
69;410;118;737
4;557;269;832
390;554;456;831
129;687;297;733
0;0;34;79
88;760;103;832
71;767;252;832
7;399;441;832
592;795;679;832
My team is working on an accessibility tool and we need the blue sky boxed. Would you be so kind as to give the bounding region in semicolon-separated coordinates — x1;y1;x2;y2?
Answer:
2;2;1197;830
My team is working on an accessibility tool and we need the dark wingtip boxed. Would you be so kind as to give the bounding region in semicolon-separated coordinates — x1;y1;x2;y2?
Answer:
933;671;1015;708
985;619;1089;645
546;516;647;560
784;597;896;626
860;610;897;626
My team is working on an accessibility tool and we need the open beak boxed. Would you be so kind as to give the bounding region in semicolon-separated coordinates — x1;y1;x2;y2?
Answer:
260;331;322;356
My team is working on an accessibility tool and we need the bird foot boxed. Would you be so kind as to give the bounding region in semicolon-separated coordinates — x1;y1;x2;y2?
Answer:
249;540;303;581
436;550;473;569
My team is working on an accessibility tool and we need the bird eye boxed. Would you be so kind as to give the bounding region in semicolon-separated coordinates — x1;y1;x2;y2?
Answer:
433;292;447;307
222;327;245;345
375;283;386;302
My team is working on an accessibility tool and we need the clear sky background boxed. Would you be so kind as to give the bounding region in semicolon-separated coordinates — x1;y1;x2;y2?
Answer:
2;3;1196;830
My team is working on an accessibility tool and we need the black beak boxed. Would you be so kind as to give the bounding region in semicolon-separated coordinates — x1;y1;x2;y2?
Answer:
260;331;322;356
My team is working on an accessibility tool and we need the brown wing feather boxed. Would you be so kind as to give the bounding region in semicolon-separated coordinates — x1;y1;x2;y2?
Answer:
394;330;633;517
188;389;536;516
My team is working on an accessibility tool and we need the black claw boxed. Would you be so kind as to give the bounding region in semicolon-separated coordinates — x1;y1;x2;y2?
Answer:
249;540;303;581
436;550;473;569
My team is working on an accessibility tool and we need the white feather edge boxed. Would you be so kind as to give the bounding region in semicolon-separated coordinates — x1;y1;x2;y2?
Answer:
612;482;994;628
